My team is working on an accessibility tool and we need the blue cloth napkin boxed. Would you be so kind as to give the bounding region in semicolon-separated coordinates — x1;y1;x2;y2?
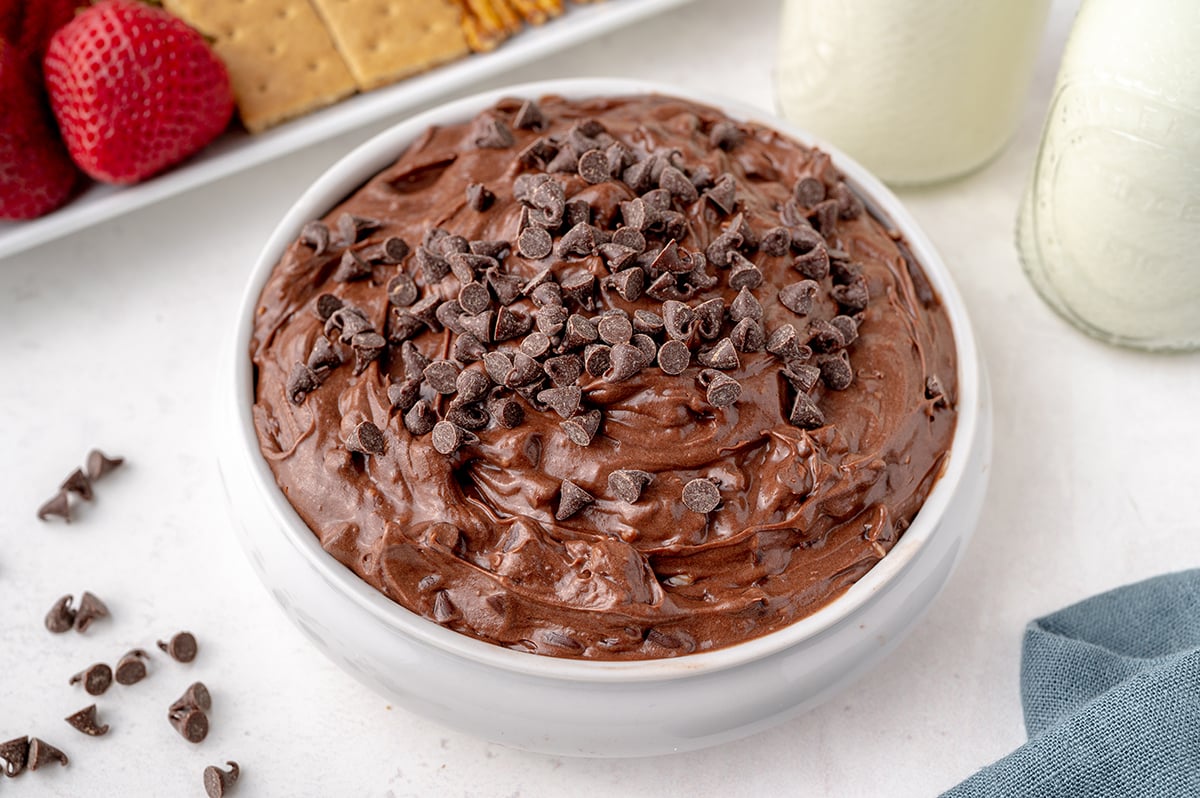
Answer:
944;569;1200;797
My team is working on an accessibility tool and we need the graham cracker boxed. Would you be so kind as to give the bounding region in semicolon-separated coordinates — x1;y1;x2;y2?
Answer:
162;0;357;133
311;0;470;91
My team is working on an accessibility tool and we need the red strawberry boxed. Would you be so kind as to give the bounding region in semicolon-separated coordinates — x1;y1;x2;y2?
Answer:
43;0;234;185
0;38;78;220
18;0;88;59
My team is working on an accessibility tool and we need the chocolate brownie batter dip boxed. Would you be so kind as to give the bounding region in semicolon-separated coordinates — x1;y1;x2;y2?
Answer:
250;94;957;660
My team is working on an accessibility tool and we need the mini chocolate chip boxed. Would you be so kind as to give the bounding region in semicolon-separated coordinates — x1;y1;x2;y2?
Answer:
758;226;791;256
645;271;685;302
506;352;544;387
730;317;766;352
606;343;648;383
415;247;450;282
601;268;641;303
622;159;657;194
74;591;109;633
632;310;664;335
611;228;645;252
811;199;839;235
70;663;112;696
833;182;864;219
398;341;429;378
445;400;489;432
456;282;490;317
455;369;491;404
315;293;343;321
561;409;602;446
697;338;739;370
350;331;387;375
204;761;241;798
385;379;419;413
114;649;149;686
169;707;209;744
45;594;76;633
818;353;854;390
537;385;582;418
631;333;658;364
299;220;331;255
793;176;826;207
565;199;592;228
808;319;846;353
307;336;341;373
832;278;870;313
682;478;721;513
556;480;595;521
484;395;520;429
337;213;380;246
783;363;822;393
729;286;763;323
830;315;859;346
27;737;68;770
728;251;763;289
404;400;437;436
709;120;744;151
431;421;477;455
597;243;637;272
168;682;213;717
466;183;495;212
61;468;93;501
423;361;461;394
546;147;579;174
387;310;423;343
84;450;123;483
693;298;724;340
705;230;742;268
557;223;598;259
481;271;520;308
518;333;551;360
657;167;696;206
345;421;386;455
544;354;584;387
606;470;652;504
657;339;690;375
596;314;633;345
578;149;610;184
512;99;545;130
378;236;410;264
767;324;803;361
704;173;737;214
704;371;742;407
517;226;552;260
583;344;612;377
333;248;371;282
530;284;562;313
789;393;826;429
286;363;320;405
493;307;530;342
472;115;513;149
385;274;418;308
926;375;948;407
330;307;373;343
779;280;819;316
619;197;655;232
65;704;109;736
560;272;597;308
651;239;691;274
561;314;598;350
459;309;495;344
1;736;29;777
452;332;486;363
662;300;695;340
790;223;825;253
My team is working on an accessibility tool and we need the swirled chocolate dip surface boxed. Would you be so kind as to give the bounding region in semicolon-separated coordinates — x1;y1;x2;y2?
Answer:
251;94;957;660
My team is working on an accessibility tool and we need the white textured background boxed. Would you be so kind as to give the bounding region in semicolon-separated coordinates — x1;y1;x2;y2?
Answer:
4;0;1199;795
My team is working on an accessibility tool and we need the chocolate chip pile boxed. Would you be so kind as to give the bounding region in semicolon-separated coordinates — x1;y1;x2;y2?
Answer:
284;98;871;518
253;93;959;659
36;449;123;522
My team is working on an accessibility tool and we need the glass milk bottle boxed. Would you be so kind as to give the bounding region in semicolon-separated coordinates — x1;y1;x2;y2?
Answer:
776;0;1051;185
1018;0;1200;350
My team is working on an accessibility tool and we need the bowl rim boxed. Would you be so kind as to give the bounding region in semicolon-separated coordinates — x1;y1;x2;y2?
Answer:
229;77;982;683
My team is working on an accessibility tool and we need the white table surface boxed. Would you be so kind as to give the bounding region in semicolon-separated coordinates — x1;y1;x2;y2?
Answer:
4;0;1198;795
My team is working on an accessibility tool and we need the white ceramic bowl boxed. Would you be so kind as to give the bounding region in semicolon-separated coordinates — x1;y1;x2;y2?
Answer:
217;78;992;758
